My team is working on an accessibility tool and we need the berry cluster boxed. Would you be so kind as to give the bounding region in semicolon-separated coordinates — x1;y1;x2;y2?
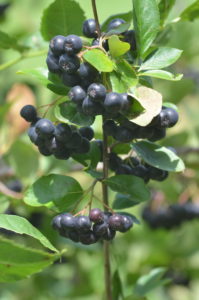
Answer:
20;104;94;159
69;83;132;118
104;106;179;143
142;203;199;230
109;153;168;183
52;208;133;245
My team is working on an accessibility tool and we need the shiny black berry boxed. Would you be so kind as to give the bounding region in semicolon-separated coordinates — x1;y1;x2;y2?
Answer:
68;86;86;105
59;54;80;74
50;35;65;55
83;19;98;38
107;18;126;32
104;92;123;113
89;208;104;224
20;105;37;123
35;119;55;138
79;126;94;141
87;83;106;102
46;51;60;73
64;35;82;55
55;123;72;142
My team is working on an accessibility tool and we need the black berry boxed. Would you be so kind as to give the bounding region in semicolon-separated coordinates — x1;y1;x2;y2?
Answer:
87;83;106;102
68;86;86;105
83;19;98;38
64;34;82;55
20;105;37;123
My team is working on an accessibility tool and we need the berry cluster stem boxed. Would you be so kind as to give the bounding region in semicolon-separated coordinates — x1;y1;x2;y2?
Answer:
102;115;113;300
91;0;101;37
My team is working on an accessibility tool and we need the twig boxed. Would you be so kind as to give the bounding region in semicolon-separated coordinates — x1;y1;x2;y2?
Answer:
91;0;101;38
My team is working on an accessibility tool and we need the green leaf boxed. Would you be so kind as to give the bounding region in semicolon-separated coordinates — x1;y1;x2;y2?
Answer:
40;0;85;41
0;30;27;52
105;175;150;202
24;174;83;212
180;0;199;21
163;102;178;111
6;140;39;180
113;193;140;209
17;68;69;95
54;99;94;126
132;141;185;172
139;47;183;71
0;214;58;252
102;12;133;32
133;0;160;58
129;86;162;126
0;237;58;282
158;0;176;25
112;270;123;300
116;59;138;89
139;70;183;81
83;49;114;72
109;35;130;57
109;71;128;93
134;268;167;296
72;141;101;169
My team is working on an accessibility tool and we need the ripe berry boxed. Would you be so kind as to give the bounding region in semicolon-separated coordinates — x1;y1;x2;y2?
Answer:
138;127;154;139
160;108;179;128
89;208;104;224
93;222;108;237
46;51;60;73
52;214;63;230
64;34;82;55
76;216;91;232
62;72;81;87
67;131;82;149
149;128;166;142
53;146;71;160
107;18;126;32
87;83;107;102
108;214;124;231
103;228;116;241
114;126;134;143
82;96;104;116
60;213;76;230
83;19;98;38
79;231;98;245
38;144;52;156
20;105;37;123
148;166;169;181
73;137;90;154
68;230;80;242
59;54;80;74
79;126;94;141
35;119;55;138
50;35;65;55
78;62;98;80
131;165;150;182
28;126;38;144
123;30;136;51
55;123;72;142
109;153;123;172
103;120;117;136
116;164;133;175
118;215;133;232
120;93;131;113
104;92;123;113
68;86;86;105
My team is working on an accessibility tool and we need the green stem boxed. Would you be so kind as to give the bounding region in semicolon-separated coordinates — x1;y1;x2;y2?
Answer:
0;49;47;71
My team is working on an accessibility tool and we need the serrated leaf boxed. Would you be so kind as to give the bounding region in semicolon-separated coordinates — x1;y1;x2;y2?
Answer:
129;86;162;126
0;30;28;52
0;214;58;252
116;59;138;89
83;49;114;72
0;237;58;282
6;140;39;179
139;70;183;81
24;174;83;212
180;0;199;21
17;68;69;95
105;175;150;202
113;193;140;209
54;99;94;126
134;268;167;297
132;141;185;172
40;0;85;41
133;0;160;58
139;47;183;71
159;0;176;25
102;12;133;32
109;35;130;57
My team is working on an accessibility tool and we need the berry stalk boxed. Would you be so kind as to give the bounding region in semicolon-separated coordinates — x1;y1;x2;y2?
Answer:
102;115;113;300
91;0;101;37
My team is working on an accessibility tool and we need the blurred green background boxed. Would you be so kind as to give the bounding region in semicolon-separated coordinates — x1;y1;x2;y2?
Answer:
0;0;199;299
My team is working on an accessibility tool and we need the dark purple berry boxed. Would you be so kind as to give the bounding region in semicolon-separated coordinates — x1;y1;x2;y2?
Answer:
87;83;107;102
108;214;124;231
103;120;117;136
62;72;81;87
118;215;133;232
50;35;65;55
55;123;72;142
83;19;98;38
113;126;134;143
64;34;82;55
59;54;80;74
79;126;94;141
60;213;76;230
46;51;60;73
76;216;91;232
52;214;63;230
35;119;55;138
68;86;86;105
79;230;98;245
89;208;104;224
104;92;123;113
20;105;37;122
107;18;126;32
